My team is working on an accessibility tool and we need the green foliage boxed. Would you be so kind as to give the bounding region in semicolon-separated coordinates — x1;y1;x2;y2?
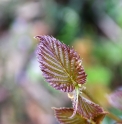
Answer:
86;65;112;85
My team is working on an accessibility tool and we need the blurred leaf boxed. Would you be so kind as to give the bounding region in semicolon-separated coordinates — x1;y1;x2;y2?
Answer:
36;35;87;92
94;41;122;66
108;88;122;110
86;65;112;85
56;7;80;45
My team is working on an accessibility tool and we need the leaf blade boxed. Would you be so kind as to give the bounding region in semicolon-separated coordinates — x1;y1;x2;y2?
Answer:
36;35;87;92
53;107;88;124
72;94;105;119
93;112;107;124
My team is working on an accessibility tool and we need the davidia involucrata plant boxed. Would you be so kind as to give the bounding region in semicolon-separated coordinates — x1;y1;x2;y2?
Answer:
36;35;107;124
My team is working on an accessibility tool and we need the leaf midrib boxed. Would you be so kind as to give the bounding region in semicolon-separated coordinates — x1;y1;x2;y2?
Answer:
49;43;77;86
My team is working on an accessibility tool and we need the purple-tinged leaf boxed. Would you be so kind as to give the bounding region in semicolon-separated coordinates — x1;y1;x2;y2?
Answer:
53;107;107;124
36;35;87;92
108;88;122;110
53;107;88;124
72;94;105;119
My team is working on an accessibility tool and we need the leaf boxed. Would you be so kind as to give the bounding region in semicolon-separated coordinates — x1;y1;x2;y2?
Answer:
108;88;122;110
93;112;107;124
53;107;88;124
36;35;87;92
53;107;107;124
72;94;105;119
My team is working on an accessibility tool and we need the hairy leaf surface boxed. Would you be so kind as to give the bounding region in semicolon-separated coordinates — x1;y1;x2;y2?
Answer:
72;94;104;119
53;108;88;124
36;35;87;92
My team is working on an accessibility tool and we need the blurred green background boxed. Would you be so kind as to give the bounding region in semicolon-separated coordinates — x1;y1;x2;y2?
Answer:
0;0;122;124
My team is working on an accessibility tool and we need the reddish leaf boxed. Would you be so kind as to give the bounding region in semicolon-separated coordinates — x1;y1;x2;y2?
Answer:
36;35;87;92
109;88;122;110
72;94;104;119
53;107;107;124
53;107;88;124
93;112;107;124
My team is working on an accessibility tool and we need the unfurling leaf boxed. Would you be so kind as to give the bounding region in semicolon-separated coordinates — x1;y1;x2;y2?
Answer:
53;107;107;124
108;88;122;110
53;108;88;124
36;35;87;92
72;94;105;119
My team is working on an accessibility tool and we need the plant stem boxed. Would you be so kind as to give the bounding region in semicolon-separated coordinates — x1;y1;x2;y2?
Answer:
82;89;122;123
107;112;122;123
82;89;99;105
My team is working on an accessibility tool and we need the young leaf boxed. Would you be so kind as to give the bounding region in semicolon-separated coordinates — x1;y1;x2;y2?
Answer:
53;107;107;124
93;112;107;124
108;88;122;110
72;94;105;119
53;107;88;124
36;35;87;92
